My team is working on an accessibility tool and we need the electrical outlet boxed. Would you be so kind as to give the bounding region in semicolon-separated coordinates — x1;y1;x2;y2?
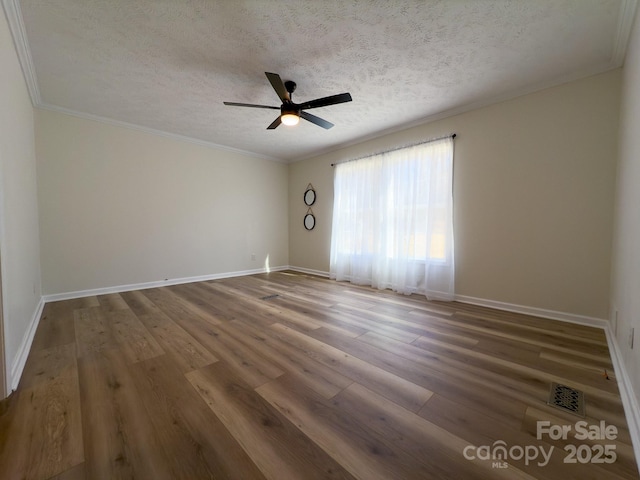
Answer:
630;328;635;349
251;253;256;261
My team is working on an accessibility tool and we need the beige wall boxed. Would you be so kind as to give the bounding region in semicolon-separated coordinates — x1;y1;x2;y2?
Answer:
611;6;640;404
290;70;620;320
0;7;42;391
36;109;289;295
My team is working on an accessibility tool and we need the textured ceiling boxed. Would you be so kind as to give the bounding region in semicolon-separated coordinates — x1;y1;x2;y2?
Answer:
7;0;637;162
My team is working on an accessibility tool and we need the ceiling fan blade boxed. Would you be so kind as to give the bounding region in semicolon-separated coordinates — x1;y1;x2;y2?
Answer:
223;102;279;110
267;116;282;130
265;72;290;102
300;111;334;129
298;92;352;110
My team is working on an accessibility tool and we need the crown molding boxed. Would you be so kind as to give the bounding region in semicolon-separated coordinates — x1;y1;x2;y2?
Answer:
613;0;639;67
4;0;638;164
36;103;285;163
2;0;40;105
2;0;284;163
298;60;620;163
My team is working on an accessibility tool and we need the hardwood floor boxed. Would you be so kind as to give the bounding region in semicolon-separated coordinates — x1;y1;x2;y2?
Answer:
0;271;638;479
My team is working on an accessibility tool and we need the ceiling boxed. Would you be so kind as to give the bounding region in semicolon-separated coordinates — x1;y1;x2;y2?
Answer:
5;0;638;162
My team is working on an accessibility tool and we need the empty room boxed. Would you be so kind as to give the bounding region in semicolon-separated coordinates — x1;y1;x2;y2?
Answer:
1;1;640;479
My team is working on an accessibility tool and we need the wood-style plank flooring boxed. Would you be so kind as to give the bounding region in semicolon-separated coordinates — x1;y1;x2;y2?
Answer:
0;271;638;479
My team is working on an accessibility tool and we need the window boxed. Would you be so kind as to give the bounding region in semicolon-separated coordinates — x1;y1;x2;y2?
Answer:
330;136;455;300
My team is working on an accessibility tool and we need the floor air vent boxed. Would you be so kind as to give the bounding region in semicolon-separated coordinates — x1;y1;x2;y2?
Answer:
260;294;280;300
548;382;585;417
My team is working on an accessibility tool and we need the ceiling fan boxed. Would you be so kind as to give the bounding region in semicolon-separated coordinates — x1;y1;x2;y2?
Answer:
223;72;352;130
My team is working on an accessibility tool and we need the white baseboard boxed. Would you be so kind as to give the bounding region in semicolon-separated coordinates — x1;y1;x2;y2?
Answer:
287;266;330;278
604;324;640;469
453;294;609;329
8;266;287;393
287;270;609;328
43;265;290;303
9;297;44;392
285;268;640;468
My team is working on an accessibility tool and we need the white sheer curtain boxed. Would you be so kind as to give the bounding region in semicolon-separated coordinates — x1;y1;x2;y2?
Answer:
330;137;455;300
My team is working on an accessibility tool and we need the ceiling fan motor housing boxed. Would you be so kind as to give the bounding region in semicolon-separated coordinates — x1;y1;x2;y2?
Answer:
281;105;299;116
284;80;297;94
282;80;298;116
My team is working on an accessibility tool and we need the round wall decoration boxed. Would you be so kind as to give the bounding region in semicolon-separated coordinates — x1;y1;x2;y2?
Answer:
304;210;316;230
303;183;316;230
304;184;316;206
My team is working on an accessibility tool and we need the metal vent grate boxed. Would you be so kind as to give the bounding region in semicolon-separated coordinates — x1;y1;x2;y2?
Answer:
260;294;280;300
548;382;585;417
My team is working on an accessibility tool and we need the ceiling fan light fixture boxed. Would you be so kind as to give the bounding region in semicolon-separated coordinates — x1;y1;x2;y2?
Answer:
281;112;299;126
224;72;352;130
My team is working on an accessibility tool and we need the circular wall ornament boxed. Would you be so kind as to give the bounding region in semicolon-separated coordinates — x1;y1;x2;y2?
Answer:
304;185;316;206
304;213;316;230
